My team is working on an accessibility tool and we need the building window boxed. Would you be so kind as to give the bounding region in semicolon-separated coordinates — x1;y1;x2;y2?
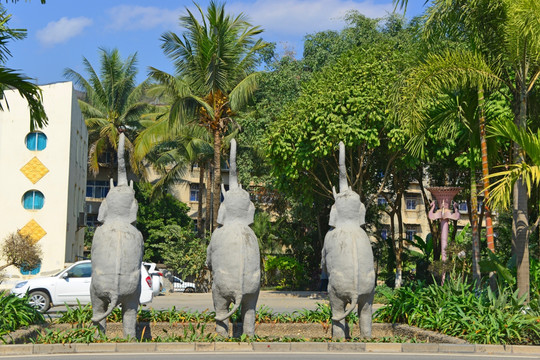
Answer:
22;190;44;210
377;196;388;206
406;228;417;242
458;201;468;212
381;228;388;241
190;183;199;202
20;262;41;275
86;214;98;227
406;197;417;210
86;180;110;198
193;219;198;232
25;132;47;151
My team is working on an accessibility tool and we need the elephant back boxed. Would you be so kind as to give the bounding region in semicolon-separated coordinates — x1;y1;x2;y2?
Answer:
323;227;375;296
209;225;260;295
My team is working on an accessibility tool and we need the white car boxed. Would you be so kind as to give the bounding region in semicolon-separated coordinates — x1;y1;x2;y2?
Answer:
10;260;153;313
172;276;196;293
143;262;163;296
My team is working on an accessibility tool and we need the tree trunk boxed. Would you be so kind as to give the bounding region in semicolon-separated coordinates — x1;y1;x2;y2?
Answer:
469;150;482;291
205;160;212;233
395;196;404;289
513;88;530;302
197;162;205;238
478;85;497;291
212;129;222;231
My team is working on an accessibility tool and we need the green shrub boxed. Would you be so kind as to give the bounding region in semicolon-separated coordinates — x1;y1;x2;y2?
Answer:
264;255;307;290
0;291;44;339
373;284;394;304
375;277;540;344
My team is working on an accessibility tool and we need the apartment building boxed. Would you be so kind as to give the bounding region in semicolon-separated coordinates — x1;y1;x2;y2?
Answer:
0;82;88;289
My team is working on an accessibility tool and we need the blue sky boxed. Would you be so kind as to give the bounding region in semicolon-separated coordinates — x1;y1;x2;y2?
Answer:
3;0;426;86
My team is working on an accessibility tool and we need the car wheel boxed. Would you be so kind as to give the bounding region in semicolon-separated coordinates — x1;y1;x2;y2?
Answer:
29;291;51;313
184;287;195;293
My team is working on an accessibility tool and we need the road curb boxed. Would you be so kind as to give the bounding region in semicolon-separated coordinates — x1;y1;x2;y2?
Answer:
0;342;538;355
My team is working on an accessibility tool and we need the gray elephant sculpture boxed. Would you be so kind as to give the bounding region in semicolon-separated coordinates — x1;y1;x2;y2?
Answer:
90;131;144;338
206;139;260;337
321;141;375;339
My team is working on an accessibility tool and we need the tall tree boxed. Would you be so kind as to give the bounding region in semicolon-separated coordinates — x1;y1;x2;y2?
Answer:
64;48;149;177
0;5;46;130
149;1;266;230
421;0;540;302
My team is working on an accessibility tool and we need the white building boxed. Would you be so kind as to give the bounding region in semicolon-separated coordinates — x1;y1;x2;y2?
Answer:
0;82;87;289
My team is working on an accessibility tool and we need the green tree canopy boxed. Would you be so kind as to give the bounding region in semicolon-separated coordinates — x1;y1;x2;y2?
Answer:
134;182;193;262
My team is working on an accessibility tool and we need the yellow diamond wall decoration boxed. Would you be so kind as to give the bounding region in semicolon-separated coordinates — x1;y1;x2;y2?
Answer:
20;157;49;184
18;219;46;244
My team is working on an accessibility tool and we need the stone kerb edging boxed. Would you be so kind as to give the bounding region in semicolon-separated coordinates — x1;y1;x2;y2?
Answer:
1;342;540;355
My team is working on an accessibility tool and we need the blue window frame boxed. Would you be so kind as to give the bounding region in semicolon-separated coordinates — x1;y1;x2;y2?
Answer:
190;184;199;202
86;180;110;198
22;190;45;210
25;132;47;151
406;197;417;210
20;262;41;275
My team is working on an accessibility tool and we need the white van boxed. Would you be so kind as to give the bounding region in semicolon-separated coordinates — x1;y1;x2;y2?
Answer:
10;260;153;313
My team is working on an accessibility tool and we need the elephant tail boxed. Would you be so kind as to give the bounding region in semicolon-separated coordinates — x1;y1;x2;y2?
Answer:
215;293;243;322
332;295;358;322
91;293;118;323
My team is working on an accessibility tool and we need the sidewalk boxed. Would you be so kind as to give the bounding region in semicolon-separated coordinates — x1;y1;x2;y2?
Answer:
2;341;540;356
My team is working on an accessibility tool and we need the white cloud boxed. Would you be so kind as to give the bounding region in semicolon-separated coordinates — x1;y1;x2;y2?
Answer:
106;5;181;31
37;17;93;47
228;0;393;38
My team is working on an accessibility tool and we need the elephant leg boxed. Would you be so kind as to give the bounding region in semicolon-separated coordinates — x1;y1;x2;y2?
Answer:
241;291;259;337
213;293;230;337
329;290;349;339
122;296;139;340
358;292;374;338
90;292;108;335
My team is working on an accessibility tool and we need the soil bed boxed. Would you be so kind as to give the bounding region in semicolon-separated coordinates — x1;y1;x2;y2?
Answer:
5;321;466;344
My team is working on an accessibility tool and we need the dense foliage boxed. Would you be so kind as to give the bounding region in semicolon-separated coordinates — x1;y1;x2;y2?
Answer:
154;225;209;287
0;292;44;340
134;182;193;262
375;276;540;344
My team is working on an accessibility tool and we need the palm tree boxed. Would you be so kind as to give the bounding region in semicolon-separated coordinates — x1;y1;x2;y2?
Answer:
63;48;149;177
396;49;501;288
398;0;540;301
0;6;47;130
487;119;540;214
134;110;214;235
149;1;267;230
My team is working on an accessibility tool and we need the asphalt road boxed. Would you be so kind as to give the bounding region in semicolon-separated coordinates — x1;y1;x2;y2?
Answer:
47;291;344;315
147;291;332;314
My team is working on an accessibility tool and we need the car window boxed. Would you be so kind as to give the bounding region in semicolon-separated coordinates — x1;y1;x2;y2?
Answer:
67;263;92;278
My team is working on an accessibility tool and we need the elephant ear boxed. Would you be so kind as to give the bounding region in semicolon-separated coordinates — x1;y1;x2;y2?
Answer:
128;198;138;224
217;203;226;225
245;202;255;226
97;198;108;223
359;202;366;226
329;205;337;227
